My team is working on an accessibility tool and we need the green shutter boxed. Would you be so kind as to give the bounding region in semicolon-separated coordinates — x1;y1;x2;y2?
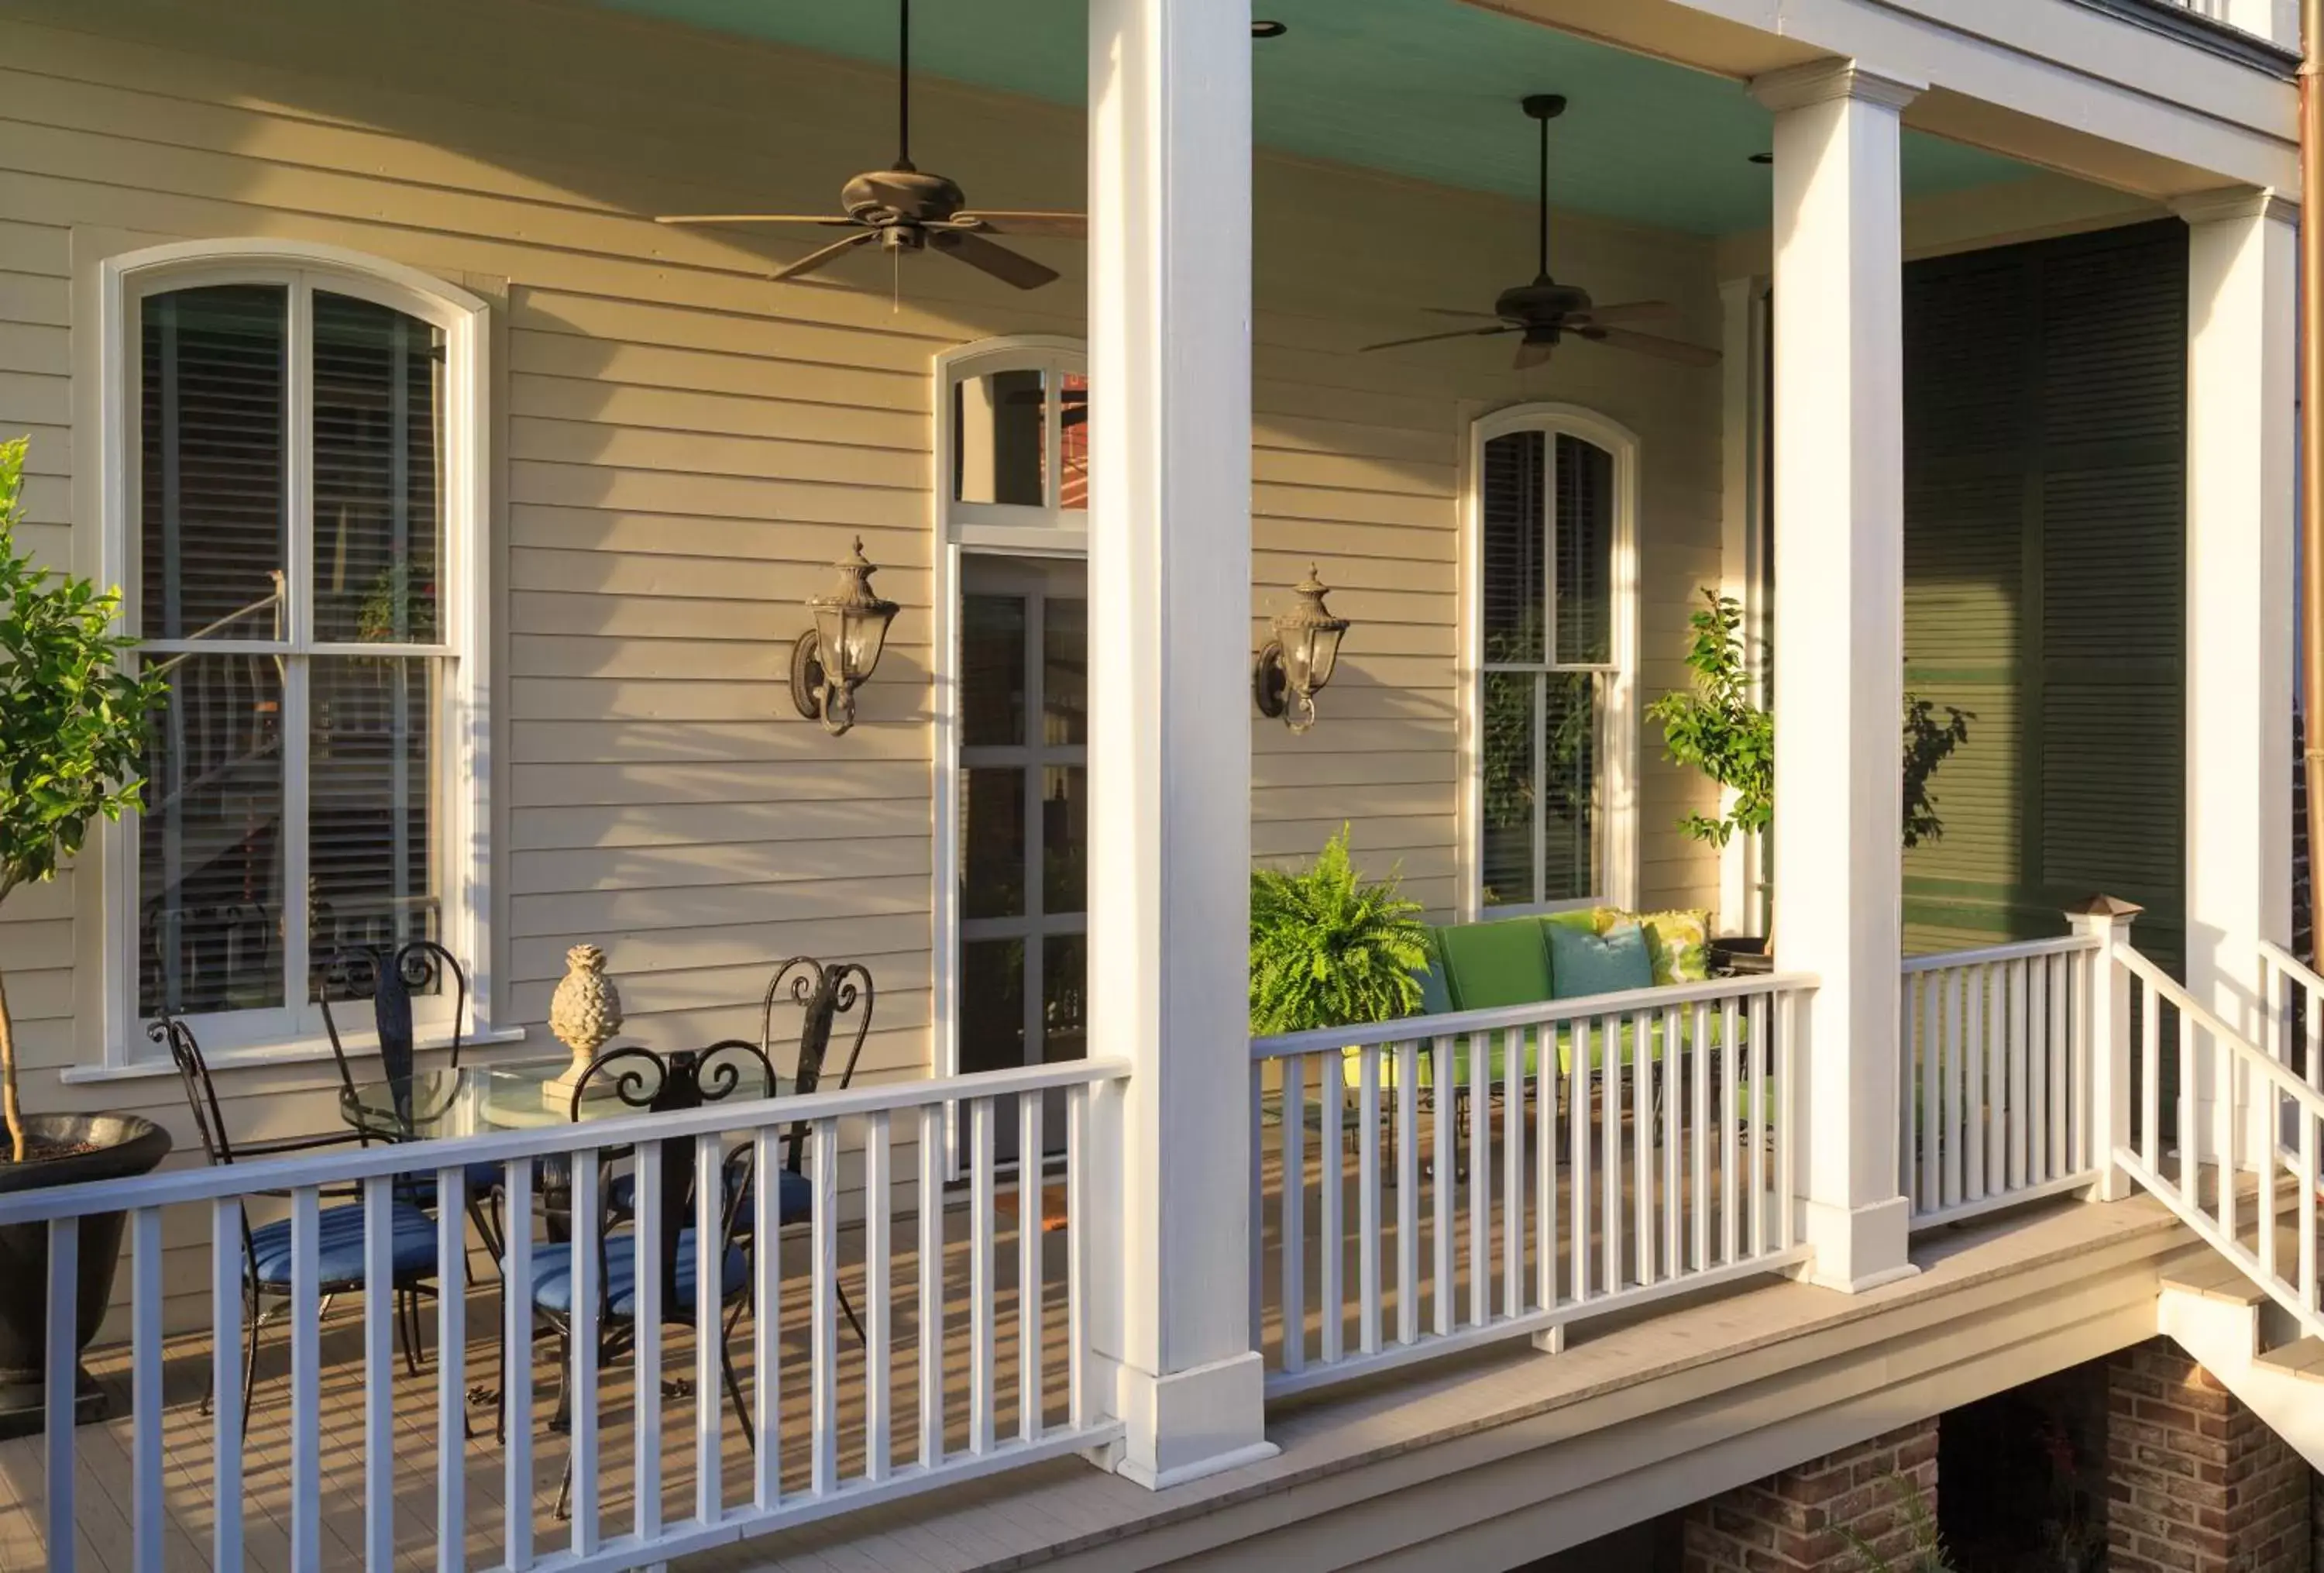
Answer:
1901;220;2187;970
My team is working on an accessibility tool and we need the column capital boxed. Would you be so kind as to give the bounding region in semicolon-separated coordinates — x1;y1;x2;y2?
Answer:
1749;58;1925;115
2170;186;2299;229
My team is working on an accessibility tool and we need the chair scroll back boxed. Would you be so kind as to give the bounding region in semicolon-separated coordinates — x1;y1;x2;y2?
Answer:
761;957;873;1175
567;1039;775;1322
315;941;472;1104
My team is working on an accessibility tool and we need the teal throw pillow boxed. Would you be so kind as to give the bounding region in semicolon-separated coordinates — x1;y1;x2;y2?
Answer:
1546;919;1654;1000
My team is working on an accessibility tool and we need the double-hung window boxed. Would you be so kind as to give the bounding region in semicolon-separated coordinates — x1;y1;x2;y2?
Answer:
1468;406;1637;915
105;244;490;1058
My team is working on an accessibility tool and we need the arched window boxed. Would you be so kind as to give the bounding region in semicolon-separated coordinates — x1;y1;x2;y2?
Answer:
95;240;491;1062
937;337;1088;549
1465;404;1638;917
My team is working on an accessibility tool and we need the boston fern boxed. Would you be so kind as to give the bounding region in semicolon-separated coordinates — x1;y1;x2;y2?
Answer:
1250;826;1432;1037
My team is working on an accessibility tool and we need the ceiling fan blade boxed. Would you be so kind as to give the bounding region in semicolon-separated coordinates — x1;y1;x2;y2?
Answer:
1512;336;1556;370
951;210;1088;239
1360;325;1514;353
1567;300;1672;325
771;229;878;283
1584;326;1721;368
1422;307;1508;322
935;229;1061;290
656;213;859;227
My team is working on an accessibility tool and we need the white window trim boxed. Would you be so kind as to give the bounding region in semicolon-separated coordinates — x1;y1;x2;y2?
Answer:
1458;402;1641;921
86;238;495;1071
929;336;1089;1100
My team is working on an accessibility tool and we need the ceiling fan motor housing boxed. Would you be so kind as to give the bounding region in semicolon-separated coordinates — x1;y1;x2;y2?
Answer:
843;167;965;225
1496;278;1593;322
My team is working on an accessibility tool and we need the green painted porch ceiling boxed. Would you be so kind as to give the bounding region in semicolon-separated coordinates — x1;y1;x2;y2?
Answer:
595;0;2032;236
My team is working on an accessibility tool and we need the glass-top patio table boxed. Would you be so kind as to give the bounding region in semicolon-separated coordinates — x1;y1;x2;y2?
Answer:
339;1053;779;1142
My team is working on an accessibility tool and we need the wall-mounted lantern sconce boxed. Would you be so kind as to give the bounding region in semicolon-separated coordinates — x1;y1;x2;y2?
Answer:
790;536;899;736
1253;565;1351;732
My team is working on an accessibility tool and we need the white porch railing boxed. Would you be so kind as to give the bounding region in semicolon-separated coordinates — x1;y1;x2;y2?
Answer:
0;1058;1126;1573
2161;0;2300;47
2116;945;2324;1341
1248;973;1813;1398
1899;934;2106;1231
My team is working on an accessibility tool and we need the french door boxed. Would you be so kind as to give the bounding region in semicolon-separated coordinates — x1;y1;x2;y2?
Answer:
955;554;1088;1163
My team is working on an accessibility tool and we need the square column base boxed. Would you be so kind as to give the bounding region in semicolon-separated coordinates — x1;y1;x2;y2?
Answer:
1800;1194;1917;1293
1103;1350;1277;1491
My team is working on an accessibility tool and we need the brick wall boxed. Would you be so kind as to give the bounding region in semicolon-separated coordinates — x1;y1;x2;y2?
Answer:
1681;1420;1940;1572
2106;1340;2310;1573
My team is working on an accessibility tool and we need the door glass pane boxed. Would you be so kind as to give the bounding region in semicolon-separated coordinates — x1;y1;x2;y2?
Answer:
1041;766;1088;913
961;768;1026;918
1043;935;1086;1062
1479;670;1537;909
1542;672;1603;901
311;293;445;645
1043;598;1086;745
960;939;1026;1075
1480;429;1545;664
1058;373;1088;511
954;369;1047;506
140;285;288;642
139;654;287;1014
309;656;441;959
1554;435;1614;665
961;594;1026;747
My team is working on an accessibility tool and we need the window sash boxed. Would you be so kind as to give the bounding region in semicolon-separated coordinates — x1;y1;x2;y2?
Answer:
1477;422;1624;914
129;270;460;1045
944;346;1090;540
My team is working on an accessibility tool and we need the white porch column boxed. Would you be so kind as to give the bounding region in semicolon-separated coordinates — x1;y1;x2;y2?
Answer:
1717;274;1771;939
1752;59;1923;1293
2176;190;2296;1147
1083;0;1274;1489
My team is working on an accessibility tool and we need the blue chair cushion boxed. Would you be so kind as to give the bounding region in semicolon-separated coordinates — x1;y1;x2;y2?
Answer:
530;1228;749;1320
605;1165;812;1227
247;1198;439;1288
399;1162;505;1210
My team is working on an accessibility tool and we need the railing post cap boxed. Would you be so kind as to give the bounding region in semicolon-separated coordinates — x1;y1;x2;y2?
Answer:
2067;894;2144;922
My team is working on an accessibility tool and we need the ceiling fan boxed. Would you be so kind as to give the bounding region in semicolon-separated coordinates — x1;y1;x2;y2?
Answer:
654;0;1085;291
1362;95;1720;371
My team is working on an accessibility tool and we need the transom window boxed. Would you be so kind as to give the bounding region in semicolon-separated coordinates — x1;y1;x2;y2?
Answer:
941;339;1088;545
104;244;490;1058
1470;407;1637;914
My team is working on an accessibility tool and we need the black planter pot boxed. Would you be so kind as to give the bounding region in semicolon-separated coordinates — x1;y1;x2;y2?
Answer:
1710;935;1776;976
0;1113;172;1438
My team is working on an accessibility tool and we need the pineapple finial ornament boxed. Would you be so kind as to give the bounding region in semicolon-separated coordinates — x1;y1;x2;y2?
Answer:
545;943;624;1106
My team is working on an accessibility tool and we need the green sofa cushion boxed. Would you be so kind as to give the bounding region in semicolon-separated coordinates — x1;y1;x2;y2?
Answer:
1435;917;1553;1010
1547;919;1654;999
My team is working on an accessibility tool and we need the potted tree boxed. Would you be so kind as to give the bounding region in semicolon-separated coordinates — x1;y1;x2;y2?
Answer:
1647;590;1969;975
0;435;173;1434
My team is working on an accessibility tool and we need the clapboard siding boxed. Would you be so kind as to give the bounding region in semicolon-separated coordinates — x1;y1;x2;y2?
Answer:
0;0;1725;1289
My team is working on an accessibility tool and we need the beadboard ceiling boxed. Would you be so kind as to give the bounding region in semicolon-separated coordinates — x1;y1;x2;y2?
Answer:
591;0;2035;236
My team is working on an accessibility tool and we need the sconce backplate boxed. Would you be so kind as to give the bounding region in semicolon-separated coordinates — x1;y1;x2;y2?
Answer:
790;629;830;725
1252;639;1289;720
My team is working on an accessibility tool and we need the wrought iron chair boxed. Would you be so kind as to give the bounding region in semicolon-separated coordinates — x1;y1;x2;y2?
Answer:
315;941;503;1257
529;1041;771;1520
759;956;874;1342
155;1015;443;1437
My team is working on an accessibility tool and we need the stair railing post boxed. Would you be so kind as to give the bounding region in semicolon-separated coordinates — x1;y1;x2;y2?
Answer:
2069;896;2143;1201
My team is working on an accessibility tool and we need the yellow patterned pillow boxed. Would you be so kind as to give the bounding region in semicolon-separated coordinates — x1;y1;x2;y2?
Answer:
1593;907;1711;985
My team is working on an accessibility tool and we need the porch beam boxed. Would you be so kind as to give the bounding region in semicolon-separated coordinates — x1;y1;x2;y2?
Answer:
1083;0;1275;1489
1752;57;1923;1293
2176;188;2296;1145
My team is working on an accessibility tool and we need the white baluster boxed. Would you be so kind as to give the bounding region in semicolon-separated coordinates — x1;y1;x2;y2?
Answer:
1749;994;1769;1259
1545;1020;1568;1310
2142;982;2162;1175
753;1127;784;1509
1357;1046;1381;1354
867;1112;894;1477
1600;1016;1620;1296
1396;1041;1418;1347
1281;1055;1306;1373
1721;1002;1741;1266
1434;1036;1455;1335
1319;1052;1342;1365
1660;1006;1681;1279
1777;991;1799;1251
1944;967;1965;1207
1691;1003;1711;1273
634;1142;664;1543
211;1199;244;1571
1067;1084;1091;1430
916;1106;944;1472
967;1101;994;1458
1015;1096;1040;1447
1965;966;1987;1203
813;1117;844;1488
503;1156;535;1570
290;1187;321;1570
1505;1026;1525;1318
1477;1031;1498;1323
45;1217;76;1573
1573;1018;1594;1298
131;1207;163;1573
569;1148;602;1556
1920;970;1941;1212
695;1133;723;1520
2028;958;2048;1184
437;1165;466;1573
1631;1011;1652;1288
